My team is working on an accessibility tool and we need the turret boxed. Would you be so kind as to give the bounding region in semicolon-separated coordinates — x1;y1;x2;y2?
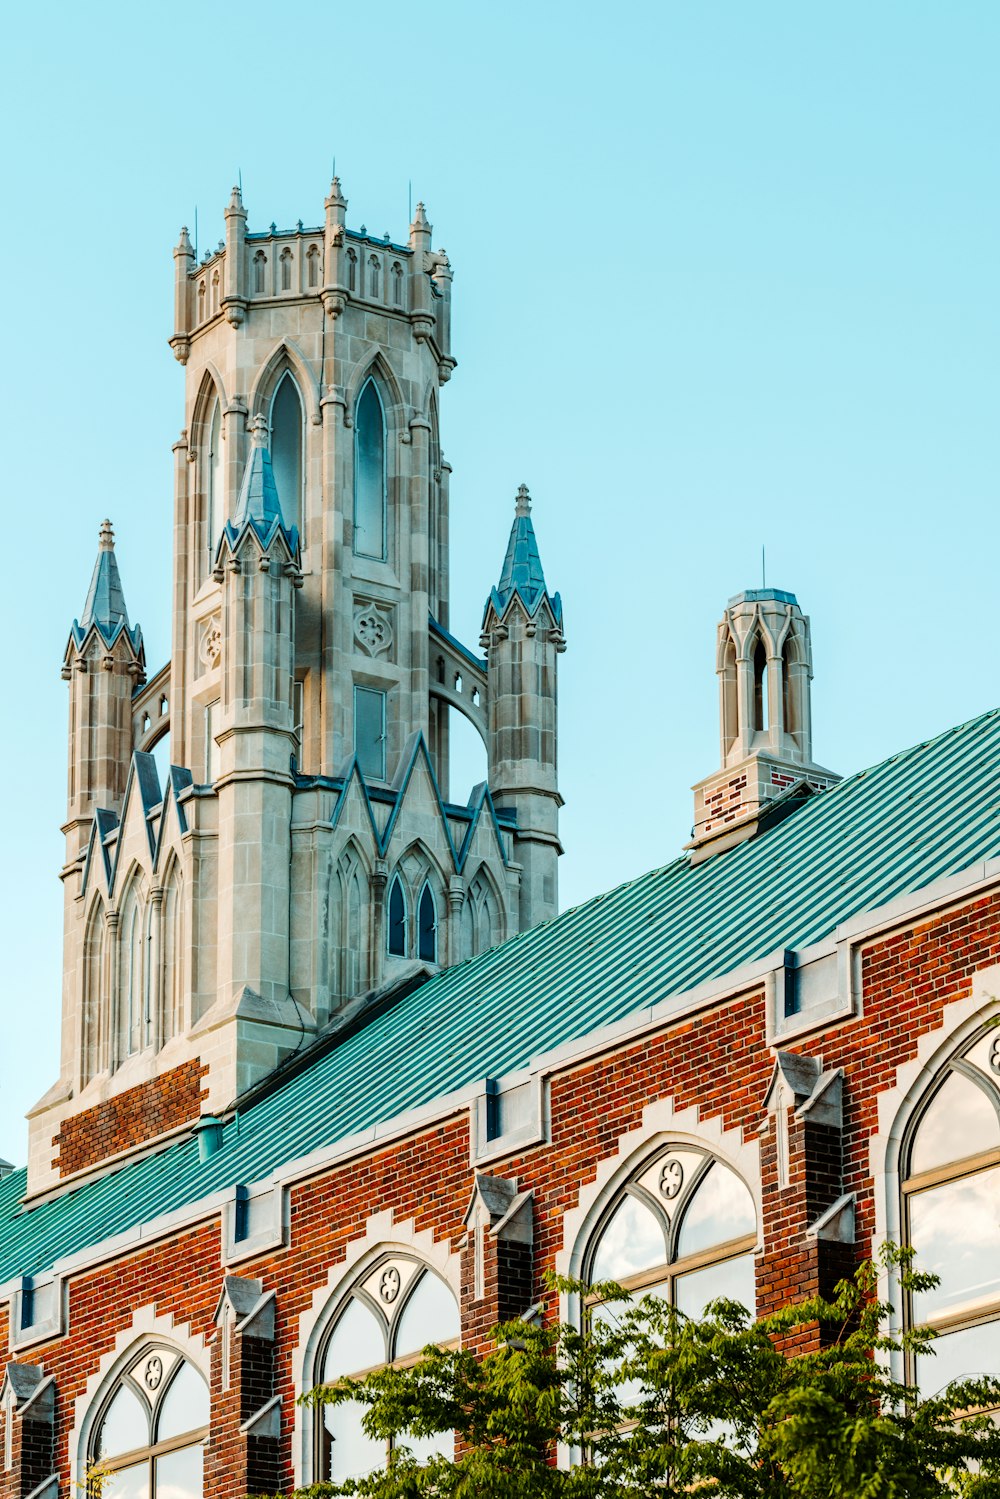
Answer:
481;486;566;927
223;185;248;326
169;226;195;364
62;521;145;859
688;588;838;862
211;415;305;1063
322;176;347;319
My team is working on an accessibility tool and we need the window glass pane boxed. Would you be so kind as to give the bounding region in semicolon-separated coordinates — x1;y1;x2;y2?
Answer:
676;1252;756;1318
591;1194;666;1282
97;1383;148;1459
102;1459;150;1499
270;375;302;531
326;1398;385;1483
154;1442;203;1499
387;878;406;957
910;1165;1000;1323
354;381;386;558
155;1362;208;1442
418;884;437;963
909;1070;1000;1175
916;1319;1000;1397
323;1297;385;1380
355;687;386;780
676;1165;755;1259
403;1429;454;1465
207;400;223;555
394;1272;459;1359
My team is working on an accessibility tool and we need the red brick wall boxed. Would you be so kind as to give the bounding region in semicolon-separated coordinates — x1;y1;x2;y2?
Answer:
13;887;1000;1496
53;1058;208;1177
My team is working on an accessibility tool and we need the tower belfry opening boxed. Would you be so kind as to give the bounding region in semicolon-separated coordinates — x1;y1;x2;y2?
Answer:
32;175;567;1196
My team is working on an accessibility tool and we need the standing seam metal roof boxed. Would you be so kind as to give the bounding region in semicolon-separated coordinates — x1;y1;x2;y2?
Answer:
3;707;1000;1281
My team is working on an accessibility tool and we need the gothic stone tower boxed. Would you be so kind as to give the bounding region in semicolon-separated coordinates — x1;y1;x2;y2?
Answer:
688;588;837;862
28;178;565;1194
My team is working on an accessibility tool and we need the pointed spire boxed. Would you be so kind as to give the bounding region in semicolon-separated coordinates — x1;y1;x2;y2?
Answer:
228;184;244;212
230;415;287;537
409;200;432;252
74;519;137;646
487;485;563;627
175;225;193;257
326;174;346;209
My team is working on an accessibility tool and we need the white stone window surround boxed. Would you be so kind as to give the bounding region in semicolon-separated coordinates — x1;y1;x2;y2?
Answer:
868;961;1000;1384
289;1208;461;1489
66;1303;209;1497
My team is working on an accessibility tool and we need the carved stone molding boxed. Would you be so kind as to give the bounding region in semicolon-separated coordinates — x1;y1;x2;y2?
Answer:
199;613;222;669
354;601;393;659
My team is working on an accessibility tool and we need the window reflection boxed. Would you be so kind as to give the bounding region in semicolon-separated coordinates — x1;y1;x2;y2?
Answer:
591;1194;665;1282
89;1349;207;1499
903;1045;1000;1396
316;1260;460;1482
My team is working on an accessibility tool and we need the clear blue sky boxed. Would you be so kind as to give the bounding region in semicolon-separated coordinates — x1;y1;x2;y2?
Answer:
2;1;998;1164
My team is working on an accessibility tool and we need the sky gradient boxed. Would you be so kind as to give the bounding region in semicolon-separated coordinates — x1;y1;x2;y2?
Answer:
2;1;998;1162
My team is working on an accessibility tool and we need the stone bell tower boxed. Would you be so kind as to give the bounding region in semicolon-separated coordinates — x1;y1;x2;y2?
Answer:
29;173;566;1196
688;588;838;861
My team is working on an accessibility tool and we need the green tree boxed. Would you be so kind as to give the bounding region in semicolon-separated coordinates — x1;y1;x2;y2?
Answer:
283;1247;1000;1498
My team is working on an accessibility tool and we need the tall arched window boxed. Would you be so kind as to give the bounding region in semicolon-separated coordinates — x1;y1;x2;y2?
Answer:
347;248;357;292
336;851;367;1003
417;883;437;964
280;247;293;291
269;373;303;534
205;398;224;569
160;864;183;1045
391;261;404;307
463;872;501;959
119;881;144;1060
81;901;106;1084
253;250;267;294
354;379;386;560
315;1259;459;1483
307;244;320;287
902;1034;1000;1394
87;1346;208;1497
752;638;769;733
368;255;381;299
387;876;406;958
585;1147;756;1317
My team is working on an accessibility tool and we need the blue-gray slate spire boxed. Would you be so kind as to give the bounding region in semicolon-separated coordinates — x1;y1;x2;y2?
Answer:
224;413;298;553
487;484;563;626
71;520;142;650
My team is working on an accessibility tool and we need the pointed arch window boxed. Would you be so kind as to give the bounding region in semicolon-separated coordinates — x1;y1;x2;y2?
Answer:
387;876;406;957
347;248;357;293
336;851;367;1004
354;378;386;559
314;1258;459;1482
307;244;320;287
463;873;502;959
253;250;267;294
585;1147;756;1317
901;1034;1000;1395
160;865;183;1045
270;372;303;534
368;255;381;299
119;882;144;1060
87;1346;209;1497
205;398;224;569
417;883;437;964
280;247;293;292
391;261;404;307
752;638;769;733
81;902;106;1084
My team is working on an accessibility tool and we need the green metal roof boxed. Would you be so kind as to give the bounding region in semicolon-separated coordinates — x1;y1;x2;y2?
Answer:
4;707;1000;1283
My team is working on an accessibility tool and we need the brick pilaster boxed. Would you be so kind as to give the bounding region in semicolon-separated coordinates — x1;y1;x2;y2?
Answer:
0;1364;55;1499
203;1277;279;1499
460;1174;534;1354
